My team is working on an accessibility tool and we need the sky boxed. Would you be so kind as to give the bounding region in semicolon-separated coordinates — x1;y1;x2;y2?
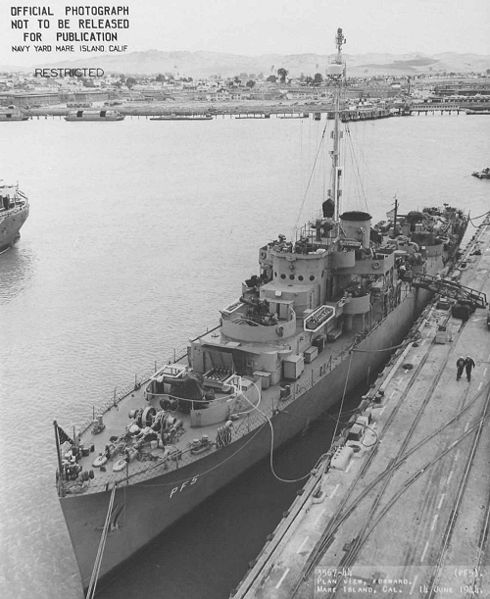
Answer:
1;0;489;67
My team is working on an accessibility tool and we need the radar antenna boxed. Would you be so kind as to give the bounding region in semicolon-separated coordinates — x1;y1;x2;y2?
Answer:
335;27;346;58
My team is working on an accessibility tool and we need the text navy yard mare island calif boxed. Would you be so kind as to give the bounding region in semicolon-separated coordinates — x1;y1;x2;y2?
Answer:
53;28;469;594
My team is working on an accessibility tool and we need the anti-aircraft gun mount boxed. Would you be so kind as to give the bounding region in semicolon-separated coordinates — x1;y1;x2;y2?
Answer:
239;295;279;326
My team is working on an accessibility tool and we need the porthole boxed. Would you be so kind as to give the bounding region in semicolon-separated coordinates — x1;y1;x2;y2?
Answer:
280;274;286;279
309;275;315;281
289;274;295;280
298;275;304;281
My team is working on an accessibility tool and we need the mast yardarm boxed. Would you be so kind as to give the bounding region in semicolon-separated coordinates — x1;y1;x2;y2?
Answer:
327;27;346;221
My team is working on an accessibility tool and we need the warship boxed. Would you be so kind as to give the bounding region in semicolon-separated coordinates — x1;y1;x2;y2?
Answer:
55;29;468;594
0;182;29;253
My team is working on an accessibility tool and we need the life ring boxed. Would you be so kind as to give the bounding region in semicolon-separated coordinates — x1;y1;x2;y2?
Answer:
372;261;380;270
113;458;128;472
259;249;267;260
276;326;284;337
92;454;107;468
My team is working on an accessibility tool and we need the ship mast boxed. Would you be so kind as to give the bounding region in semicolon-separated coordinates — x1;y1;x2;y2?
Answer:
328;27;346;221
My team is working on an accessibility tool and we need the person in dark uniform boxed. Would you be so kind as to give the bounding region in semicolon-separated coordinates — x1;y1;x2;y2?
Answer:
456;356;465;381
464;356;476;381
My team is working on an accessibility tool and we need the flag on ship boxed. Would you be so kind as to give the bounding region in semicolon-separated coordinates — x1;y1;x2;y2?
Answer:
57;424;73;446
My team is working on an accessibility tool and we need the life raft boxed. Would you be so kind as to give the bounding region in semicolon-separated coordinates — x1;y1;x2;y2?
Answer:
92;454;107;468
112;458;128;472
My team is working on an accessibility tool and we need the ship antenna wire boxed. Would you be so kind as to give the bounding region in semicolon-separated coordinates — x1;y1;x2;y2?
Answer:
293;121;329;231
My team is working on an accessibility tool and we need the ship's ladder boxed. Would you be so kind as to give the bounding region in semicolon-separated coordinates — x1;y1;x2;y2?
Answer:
412;274;487;308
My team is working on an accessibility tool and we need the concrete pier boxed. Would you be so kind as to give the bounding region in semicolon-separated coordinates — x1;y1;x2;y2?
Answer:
232;218;490;599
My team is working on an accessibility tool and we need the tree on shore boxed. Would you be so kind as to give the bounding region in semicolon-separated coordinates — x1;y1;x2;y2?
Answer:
277;67;288;84
313;73;323;85
246;80;256;89
266;75;278;83
125;77;137;89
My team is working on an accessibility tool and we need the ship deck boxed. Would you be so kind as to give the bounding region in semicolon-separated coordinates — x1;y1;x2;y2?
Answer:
65;311;384;495
232;218;490;599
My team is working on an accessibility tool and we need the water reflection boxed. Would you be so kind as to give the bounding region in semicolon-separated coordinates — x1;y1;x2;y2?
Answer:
0;243;35;303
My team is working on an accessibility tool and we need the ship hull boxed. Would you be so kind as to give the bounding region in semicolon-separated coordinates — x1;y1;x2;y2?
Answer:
0;204;29;253
60;284;433;590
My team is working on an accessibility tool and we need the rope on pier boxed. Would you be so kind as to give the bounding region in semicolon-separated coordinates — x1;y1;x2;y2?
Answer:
351;340;409;353
242;390;314;484
85;484;117;599
468;210;490;227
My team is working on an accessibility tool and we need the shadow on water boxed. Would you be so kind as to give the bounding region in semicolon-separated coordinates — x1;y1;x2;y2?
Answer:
96;386;367;599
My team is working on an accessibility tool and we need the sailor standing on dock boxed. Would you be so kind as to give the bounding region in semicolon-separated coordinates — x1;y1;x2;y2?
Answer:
464;356;476;381
456;356;465;381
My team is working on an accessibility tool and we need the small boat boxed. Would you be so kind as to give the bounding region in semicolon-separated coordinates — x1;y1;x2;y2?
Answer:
465;109;490;115
65;109;124;122
471;168;490;179
0;106;29;121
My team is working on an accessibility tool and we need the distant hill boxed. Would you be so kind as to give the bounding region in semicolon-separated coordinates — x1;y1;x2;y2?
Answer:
2;50;489;77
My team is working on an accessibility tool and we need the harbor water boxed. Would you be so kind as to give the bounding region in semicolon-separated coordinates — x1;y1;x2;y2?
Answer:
0;114;489;599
